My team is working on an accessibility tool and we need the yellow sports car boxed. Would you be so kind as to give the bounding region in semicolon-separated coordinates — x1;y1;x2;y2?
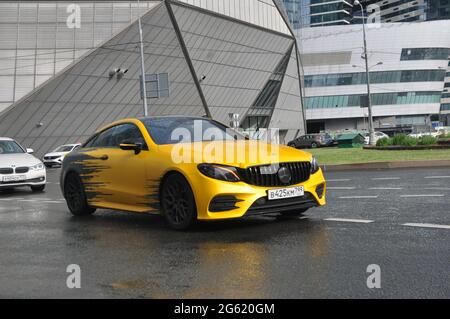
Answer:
61;116;326;230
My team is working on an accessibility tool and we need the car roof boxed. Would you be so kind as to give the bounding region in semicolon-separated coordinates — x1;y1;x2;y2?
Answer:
136;115;209;121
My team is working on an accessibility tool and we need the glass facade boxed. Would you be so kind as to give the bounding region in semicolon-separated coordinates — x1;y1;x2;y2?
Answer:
305;91;442;109
441;103;450;110
282;0;310;28
305;70;446;87
400;48;450;60
0;1;157;112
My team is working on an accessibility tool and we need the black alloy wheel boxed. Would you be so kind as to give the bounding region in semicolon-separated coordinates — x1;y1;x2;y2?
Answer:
161;173;197;230
64;173;96;216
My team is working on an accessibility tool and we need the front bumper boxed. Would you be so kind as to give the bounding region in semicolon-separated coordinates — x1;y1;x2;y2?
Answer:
187;168;326;220
0;171;46;188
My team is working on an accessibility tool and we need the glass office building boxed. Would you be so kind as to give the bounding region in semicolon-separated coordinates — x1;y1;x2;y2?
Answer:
0;1;305;154
282;0;450;28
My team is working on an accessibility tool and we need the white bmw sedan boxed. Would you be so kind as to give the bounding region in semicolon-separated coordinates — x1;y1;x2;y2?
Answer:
0;137;46;192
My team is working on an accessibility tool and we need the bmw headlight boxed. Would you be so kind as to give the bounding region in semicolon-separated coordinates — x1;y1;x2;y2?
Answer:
198;164;241;182
310;157;320;174
30;163;45;171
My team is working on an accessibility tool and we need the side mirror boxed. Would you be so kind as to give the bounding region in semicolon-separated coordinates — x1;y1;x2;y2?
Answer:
26;148;34;154
119;142;142;155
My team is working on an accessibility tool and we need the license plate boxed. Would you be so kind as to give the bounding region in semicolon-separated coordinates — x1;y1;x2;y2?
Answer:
268;186;304;200
3;175;26;182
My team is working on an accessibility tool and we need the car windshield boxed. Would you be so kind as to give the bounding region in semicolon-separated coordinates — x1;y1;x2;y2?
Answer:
53;145;74;152
0;140;25;154
142;117;245;145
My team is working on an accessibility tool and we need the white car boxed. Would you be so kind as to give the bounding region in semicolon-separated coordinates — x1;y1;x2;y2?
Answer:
363;131;389;145
0;137;46;192
408;132;440;138
43;144;81;167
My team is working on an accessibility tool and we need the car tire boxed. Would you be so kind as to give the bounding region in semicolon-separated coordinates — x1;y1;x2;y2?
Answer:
64;173;96;216
31;185;45;192
278;208;309;219
311;142;318;149
160;173;197;230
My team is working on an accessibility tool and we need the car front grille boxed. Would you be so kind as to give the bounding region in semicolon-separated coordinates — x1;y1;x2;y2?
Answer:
44;156;59;160
236;162;311;187
15;167;29;174
0;168;13;175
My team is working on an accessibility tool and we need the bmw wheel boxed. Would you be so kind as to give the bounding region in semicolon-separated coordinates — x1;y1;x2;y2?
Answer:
64;173;96;216
161;173;197;230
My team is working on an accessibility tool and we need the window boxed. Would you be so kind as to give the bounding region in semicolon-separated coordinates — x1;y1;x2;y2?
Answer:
304;70;446;87
89;124;146;148
0;140;25;154
305;91;442;109
400;48;450;61
143;117;244;145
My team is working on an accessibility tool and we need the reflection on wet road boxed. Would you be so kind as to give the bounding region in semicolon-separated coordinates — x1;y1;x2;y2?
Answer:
0;168;449;298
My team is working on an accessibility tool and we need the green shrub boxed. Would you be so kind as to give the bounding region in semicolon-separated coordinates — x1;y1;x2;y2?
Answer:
419;135;437;145
391;134;408;146
401;136;418;147
376;137;392;147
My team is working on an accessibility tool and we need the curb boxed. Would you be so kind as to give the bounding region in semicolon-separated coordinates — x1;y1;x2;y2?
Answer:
321;160;450;172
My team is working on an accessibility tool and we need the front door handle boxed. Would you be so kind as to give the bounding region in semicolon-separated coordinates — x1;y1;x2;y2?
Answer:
99;155;109;161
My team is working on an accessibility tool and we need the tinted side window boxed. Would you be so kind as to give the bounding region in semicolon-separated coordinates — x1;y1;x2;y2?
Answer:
110;124;146;147
91;126;116;148
90;124;146;149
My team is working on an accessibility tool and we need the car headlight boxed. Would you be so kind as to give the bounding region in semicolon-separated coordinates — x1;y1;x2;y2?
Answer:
198;164;241;182
311;157;320;174
30;163;45;171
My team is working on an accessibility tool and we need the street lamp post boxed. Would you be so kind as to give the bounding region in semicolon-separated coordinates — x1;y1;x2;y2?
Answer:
137;0;148;117
354;0;375;145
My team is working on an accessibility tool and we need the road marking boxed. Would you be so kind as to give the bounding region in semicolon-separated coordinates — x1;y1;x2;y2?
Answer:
0;198;25;201
327;187;356;190
424;176;450;179
327;179;351;182
18;199;38;202
339;196;378;199
423;187;450;190
400;194;444;198
369;187;403;190
43;201;64;204
325;218;374;224
403;223;450;230
371;177;400;180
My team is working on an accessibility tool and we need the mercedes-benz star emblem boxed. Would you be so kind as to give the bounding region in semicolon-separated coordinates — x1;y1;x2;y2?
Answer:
277;167;292;184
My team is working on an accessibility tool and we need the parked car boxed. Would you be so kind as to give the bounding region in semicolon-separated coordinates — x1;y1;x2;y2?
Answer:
287;133;334;149
43;144;81;167
363;131;389;145
0;137;46;192
408;132;440;138
60;116;326;230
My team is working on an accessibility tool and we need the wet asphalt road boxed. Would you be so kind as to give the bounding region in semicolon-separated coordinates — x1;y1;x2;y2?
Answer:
0;167;449;298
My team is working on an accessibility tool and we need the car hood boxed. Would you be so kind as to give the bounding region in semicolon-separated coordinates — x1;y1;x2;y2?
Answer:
44;152;68;157
0;153;41;167
158;140;313;168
